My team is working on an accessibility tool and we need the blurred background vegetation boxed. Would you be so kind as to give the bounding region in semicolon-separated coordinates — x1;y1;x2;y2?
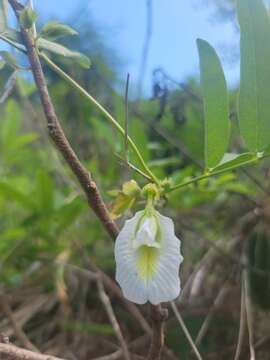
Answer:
1;0;270;359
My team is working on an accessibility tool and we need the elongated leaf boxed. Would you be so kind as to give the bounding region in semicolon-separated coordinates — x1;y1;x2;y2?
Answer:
197;39;230;169
237;0;270;152
0;0;7;33
40;22;78;40
212;152;254;172
37;38;91;69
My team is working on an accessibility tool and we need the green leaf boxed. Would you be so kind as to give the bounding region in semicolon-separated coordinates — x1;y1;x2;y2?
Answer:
197;39;230;169
0;0;8;33
211;152;255;172
0;182;34;209
37;38;91;69
0;51;18;69
237;0;270;152
40;22;78;40
55;197;84;234
35;170;54;215
19;6;37;29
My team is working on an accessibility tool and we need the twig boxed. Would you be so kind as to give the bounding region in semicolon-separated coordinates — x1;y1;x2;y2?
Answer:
244;266;256;360
0;70;17;104
0;343;64;360
97;276;130;360
114;152;152;181
194;275;231;348
7;0;118;241
233;274;246;360
170;302;203;360
71;239;151;334
40;52;159;184
91;336;149;360
0;295;39;353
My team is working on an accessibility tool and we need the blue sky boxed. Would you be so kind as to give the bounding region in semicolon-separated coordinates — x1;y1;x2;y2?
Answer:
35;1;239;94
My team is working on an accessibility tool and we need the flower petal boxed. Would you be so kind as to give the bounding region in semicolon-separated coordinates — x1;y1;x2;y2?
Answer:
115;211;148;304
115;210;183;305
147;212;183;304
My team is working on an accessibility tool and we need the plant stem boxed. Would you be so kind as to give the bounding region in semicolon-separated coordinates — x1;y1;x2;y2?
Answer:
167;155;269;193
40;52;159;185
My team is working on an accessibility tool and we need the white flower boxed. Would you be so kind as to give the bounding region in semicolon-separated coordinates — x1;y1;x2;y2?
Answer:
114;209;183;305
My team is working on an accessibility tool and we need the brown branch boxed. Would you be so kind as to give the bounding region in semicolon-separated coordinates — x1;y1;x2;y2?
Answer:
7;0;118;241
147;305;168;360
97;277;130;360
0;343;64;360
0;296;39;353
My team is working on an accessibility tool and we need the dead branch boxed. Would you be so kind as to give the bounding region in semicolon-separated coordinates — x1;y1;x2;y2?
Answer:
0;296;39;353
0;343;64;360
97;277;130;360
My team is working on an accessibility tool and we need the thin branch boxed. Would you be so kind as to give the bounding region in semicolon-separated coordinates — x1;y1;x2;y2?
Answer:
114;152;152;181
147;304;167;360
0;343;64;360
170;302;203;360
97;277;130;360
91;336;149;360
233;275;247;360
71;239;151;335
0;295;39;353
40;52;159;184
0;70;17;104
7;0;118;241
244;267;256;360
194;276;231;347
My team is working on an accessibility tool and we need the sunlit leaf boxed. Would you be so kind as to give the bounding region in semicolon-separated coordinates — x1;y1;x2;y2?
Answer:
37;38;91;69
40;22;78;40
211;152;255;172
197;39;230;169
237;0;270;151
